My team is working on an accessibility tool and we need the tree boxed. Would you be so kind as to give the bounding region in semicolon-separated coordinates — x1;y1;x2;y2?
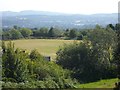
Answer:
114;23;120;88
87;28;117;78
95;24;102;29
115;23;120;30
10;29;23;39
13;25;19;30
33;30;40;37
69;29;77;38
48;27;62;37
77;32;83;40
56;41;95;82
107;24;115;30
20;28;32;38
39;27;48;37
57;27;117;82
2;31;12;40
64;29;70;37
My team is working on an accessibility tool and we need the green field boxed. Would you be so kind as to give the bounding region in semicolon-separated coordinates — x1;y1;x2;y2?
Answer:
8;39;77;60
76;78;118;88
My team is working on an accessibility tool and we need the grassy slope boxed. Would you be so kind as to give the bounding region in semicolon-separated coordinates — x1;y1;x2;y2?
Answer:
7;39;76;60
76;78;118;88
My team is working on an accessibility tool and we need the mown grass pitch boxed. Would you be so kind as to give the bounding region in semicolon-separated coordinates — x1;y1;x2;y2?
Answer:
8;39;77;60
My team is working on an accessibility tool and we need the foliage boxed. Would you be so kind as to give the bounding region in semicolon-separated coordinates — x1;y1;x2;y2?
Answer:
2;24;119;40
48;27;63;37
57;27;117;82
69;28;78;38
11;29;23;39
29;49;43;60
2;41;77;88
114;23;120;85
33;27;48;38
9;29;23;39
2;42;29;82
20;28;33;38
2;77;77;88
39;27;49;37
2;31;12;40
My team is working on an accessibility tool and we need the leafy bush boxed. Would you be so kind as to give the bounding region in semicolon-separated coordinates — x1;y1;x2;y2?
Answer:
2;41;77;88
2;42;29;82
29;49;43;60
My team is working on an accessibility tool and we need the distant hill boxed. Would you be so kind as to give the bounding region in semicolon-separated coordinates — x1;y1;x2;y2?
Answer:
2;10;66;16
1;11;118;29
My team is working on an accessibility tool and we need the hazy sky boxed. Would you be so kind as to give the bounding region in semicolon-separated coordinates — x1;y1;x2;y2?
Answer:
0;0;119;14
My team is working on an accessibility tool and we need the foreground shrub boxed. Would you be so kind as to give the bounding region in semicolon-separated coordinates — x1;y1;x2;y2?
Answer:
2;41;78;88
2;42;29;82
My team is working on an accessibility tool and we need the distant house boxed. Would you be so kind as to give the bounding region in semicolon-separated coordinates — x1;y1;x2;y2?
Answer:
44;56;51;61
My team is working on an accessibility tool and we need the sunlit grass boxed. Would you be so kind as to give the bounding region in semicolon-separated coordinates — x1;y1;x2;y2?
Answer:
76;78;118;88
5;39;78;60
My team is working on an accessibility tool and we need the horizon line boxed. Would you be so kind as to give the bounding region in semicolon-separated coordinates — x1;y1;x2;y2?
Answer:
0;10;118;15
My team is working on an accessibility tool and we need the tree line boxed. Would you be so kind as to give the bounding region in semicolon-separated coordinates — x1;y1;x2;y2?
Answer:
2;25;96;40
2;24;119;40
3;26;79;40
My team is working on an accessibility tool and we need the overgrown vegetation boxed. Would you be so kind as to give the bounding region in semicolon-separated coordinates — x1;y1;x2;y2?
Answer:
2;41;77;88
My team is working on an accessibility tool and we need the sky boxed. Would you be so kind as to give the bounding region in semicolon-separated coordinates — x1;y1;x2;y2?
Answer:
0;0;119;14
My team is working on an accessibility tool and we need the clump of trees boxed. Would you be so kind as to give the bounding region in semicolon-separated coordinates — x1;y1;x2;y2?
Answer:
2;41;77;88
2;27;32;40
56;26;118;82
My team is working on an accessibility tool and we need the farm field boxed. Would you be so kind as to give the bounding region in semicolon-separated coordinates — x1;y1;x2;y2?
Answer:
6;39;78;60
